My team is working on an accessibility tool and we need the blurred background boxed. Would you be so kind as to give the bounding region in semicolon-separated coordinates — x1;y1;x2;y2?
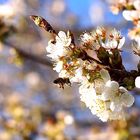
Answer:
0;0;140;140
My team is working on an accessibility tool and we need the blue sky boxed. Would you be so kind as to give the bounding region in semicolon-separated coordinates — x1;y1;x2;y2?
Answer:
0;0;123;28
0;0;8;4
66;0;123;27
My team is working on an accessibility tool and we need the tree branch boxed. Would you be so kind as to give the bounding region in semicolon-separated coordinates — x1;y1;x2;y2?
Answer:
3;40;140;92
3;40;53;67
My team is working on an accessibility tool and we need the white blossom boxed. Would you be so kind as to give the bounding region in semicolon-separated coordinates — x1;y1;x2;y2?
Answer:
134;0;140;10
110;87;134;111
79;69;134;122
100;70;134;112
46;40;67;60
122;10;140;21
103;29;125;49
101;82;134;112
100;69;111;83
59;69;69;78
90;99;110;121
135;76;140;88
100;80;119;101
53;61;63;73
46;31;71;60
78;69;108;121
81;32;95;49
56;31;71;47
81;33;93;43
118;37;125;49
79;85;96;108
70;59;97;83
105;40;118;49
70;68;86;83
132;40;140;55
96;27;105;36
128;25;140;41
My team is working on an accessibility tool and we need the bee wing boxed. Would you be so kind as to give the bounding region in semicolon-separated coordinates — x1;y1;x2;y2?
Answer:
30;15;56;34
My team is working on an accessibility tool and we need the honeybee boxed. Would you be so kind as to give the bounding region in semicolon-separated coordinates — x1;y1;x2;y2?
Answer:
53;78;71;89
30;15;56;34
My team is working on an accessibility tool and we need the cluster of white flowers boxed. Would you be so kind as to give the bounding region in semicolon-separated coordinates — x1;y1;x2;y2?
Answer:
128;22;140;55
81;27;125;51
110;0;140;15
122;0;140;54
111;1;140;88
79;69;134;122
46;28;135;122
110;0;140;56
122;0;140;23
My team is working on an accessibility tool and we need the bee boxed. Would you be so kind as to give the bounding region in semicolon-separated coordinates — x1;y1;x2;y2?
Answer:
30;15;56;34
53;78;71;89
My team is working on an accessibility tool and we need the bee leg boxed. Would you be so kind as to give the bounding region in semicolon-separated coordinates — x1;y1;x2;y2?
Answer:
59;83;64;89
68;83;71;87
61;84;64;89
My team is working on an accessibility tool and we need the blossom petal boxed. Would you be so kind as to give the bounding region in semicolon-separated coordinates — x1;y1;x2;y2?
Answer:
58;31;66;40
123;10;140;21
110;98;122;112
118;37;125;49
100;69;110;83
105;80;119;92
122;10;133;21
134;0;140;10
119;86;128;94
53;61;63;73
79;85;96;108
101;81;119;101
98;111;109;122
135;76;140;88
121;93;134;107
